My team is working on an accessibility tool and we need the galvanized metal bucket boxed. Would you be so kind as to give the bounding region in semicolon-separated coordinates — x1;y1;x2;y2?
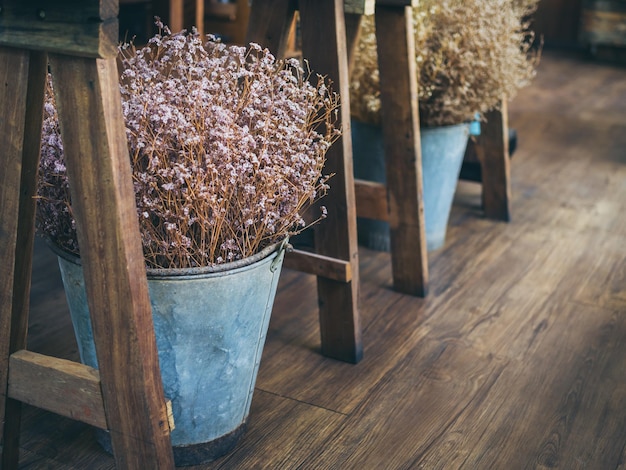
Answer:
352;120;470;252
55;240;287;466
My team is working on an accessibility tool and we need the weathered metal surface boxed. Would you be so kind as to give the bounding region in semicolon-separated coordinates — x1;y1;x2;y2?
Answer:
56;242;286;465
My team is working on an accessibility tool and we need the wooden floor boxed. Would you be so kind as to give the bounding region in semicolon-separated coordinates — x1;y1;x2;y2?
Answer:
13;49;626;469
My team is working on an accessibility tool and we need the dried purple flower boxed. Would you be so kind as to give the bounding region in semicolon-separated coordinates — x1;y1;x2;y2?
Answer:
37;27;339;269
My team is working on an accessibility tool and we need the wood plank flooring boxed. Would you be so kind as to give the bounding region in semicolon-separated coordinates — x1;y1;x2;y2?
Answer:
11;49;626;469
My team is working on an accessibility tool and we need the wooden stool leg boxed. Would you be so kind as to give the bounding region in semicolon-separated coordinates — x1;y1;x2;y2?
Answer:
375;6;429;297
0;46;47;470
47;54;175;469
299;0;362;362
247;0;362;363
478;101;512;221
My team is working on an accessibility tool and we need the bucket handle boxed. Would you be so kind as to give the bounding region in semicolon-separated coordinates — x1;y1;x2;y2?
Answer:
270;238;290;273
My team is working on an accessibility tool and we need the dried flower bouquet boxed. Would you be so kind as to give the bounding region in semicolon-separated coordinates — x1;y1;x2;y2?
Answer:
349;0;541;128
38;25;340;269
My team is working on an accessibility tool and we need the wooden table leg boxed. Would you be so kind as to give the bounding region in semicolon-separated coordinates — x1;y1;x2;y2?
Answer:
375;5;429;297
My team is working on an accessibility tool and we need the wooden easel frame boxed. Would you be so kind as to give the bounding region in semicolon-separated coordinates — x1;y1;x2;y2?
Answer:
0;2;175;468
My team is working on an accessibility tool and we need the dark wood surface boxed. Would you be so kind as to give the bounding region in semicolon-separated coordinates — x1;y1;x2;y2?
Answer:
476;101;512;221
0;46;42;470
299;0;363;363
8;351;107;430
0;0;119;58
13;49;626;469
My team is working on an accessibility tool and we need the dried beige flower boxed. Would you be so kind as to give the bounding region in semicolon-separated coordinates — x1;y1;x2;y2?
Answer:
350;0;541;127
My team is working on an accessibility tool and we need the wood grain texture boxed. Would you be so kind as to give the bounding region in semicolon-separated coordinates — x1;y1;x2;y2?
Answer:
8;350;107;429
354;179;388;221
344;13;363;75
247;0;362;363
415;299;626;468
283;249;352;282
245;0;297;58
311;340;509;468
299;0;362;363
0;46;30;395
12;51;47;358
0;0;118;58
374;6;428;296
201;390;347;468
476;101;512;221
9;349;175;433
47;55;175;468
256;267;431;415
0;45;31;470
0;49;47;470
11;50;626;470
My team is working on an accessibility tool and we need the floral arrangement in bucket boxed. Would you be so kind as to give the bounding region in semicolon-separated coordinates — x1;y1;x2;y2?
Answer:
36;24;341;465
348;0;541;252
38;23;339;269
350;0;541;128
